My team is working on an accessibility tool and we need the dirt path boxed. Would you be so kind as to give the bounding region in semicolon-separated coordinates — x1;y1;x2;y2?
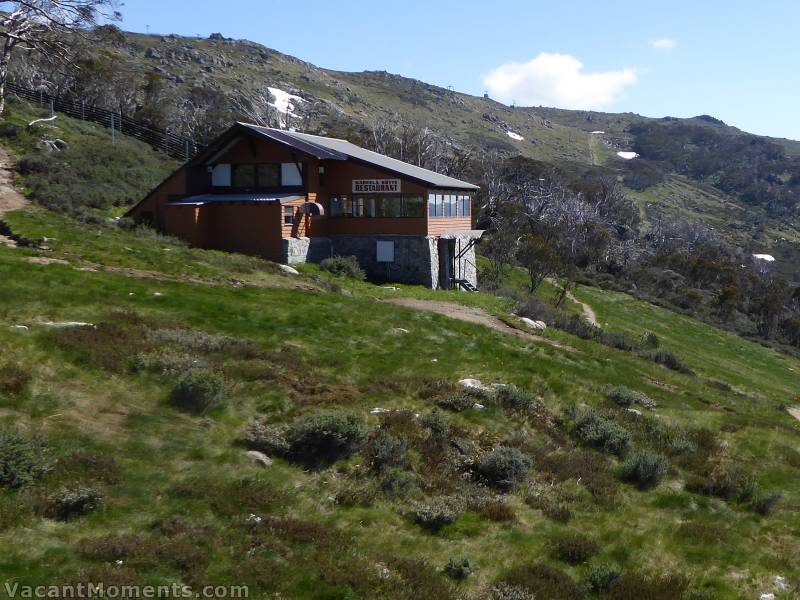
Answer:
0;145;29;247
565;288;599;327
384;297;574;350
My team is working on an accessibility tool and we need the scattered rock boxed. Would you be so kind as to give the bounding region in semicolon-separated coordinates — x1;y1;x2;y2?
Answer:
370;407;391;415
278;264;300;275
209;32;225;40
144;47;161;60
391;327;409;334
26;256;69;266
246;513;263;524
473;403;486;410
246;450;272;467
626;408;643;416
37;321;95;328
774;576;789;591
8;325;28;333
760;594;775;600
53;139;68;151
519;317;547;331
381;286;400;291
153;292;163;297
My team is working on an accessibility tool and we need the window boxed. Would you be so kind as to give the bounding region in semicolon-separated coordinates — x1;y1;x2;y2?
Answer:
283;206;294;225
232;164;255;188
258;164;280;187
330;196;342;217
211;164;231;187
459;195;471;216
281;163;303;186
404;195;424;217
444;194;457;217
428;193;443;217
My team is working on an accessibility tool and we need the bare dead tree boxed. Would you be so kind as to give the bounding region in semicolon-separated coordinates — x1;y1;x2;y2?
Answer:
229;86;277;128
0;0;121;116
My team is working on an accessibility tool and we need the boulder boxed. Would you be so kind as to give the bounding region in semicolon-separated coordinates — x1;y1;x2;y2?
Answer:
520;317;546;331
8;325;29;333
246;450;272;467
278;264;300;275
53;139;68;151
144;47;161;60
760;594;775;600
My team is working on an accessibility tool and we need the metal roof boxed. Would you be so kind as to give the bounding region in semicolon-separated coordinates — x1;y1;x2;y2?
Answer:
237;123;480;191
169;193;304;206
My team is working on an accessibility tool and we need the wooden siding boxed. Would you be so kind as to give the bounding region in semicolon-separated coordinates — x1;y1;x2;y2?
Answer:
427;216;472;236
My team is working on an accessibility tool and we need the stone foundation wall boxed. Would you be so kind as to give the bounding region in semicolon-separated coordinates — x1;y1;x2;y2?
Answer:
282;237;332;264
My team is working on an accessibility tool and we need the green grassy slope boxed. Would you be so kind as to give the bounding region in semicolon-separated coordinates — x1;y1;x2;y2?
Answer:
1;207;799;599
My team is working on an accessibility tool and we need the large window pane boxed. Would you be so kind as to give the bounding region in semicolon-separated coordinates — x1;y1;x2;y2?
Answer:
341;197;352;217
428;193;437;217
232;164;255;188
257;164;280;187
330;196;342;217
460;195;471;216
404;195;424;217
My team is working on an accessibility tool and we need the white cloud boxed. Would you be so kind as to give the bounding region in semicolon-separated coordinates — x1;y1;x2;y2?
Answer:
482;53;637;110
651;38;676;51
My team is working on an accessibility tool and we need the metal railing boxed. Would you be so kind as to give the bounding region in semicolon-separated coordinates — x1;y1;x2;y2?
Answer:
7;81;205;162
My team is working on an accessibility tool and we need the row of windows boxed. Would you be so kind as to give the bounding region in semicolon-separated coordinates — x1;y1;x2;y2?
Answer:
428;193;471;218
217;163;303;189
330;195;426;218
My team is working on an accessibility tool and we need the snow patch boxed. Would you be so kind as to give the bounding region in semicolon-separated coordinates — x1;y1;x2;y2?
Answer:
268;87;304;120
590;130;605;134
506;131;524;141
616;151;639;160
753;254;776;262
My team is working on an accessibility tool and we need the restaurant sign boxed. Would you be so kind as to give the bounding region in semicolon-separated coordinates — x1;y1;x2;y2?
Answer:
352;179;401;193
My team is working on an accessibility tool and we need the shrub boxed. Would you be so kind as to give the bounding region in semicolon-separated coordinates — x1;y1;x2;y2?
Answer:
0;363;32;396
44;486;103;521
476;447;532;492
494;385;538;411
620;450;669;489
444;557;477;580
435;391;478;412
601;332;638;352
0;428;52;489
607;385;647;407
480;500;516;522
750;491;781;515
169;370;225;413
335;481;378;507
641;348;693;374
408;496;463;530
549;533;599;565
610;572;690;599
487;584;536;600
320;255;366;280
584;563;622;593
685;464;757;502
640;331;661;348
244;419;290;455
499;563;581;600
420;410;449;437
364;431;408;473
379;467;421;500
152;328;259;357
553;314;603;340
575;410;631;455
131;350;207;375
284;411;367;465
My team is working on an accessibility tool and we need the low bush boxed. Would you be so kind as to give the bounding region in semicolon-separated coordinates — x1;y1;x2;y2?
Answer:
0;428;52;489
685;464;757;502
476;447;532;492
363;431;408;473
335;481;378;507
169;370;225;414
480;500;516;522
131;350;207;375
243;419;290;455
494;385;538;411
583;563;622;593
443;557;477;580
640;330;661;348
44;486;103;521
486;583;536;600
641;348;694;374
320;255;366;280
152;328;260;358
435;391;479;412
408;496;463;530
620;450;669;489
607;385;650;407
419;410;449;437
553;314;603;340
548;533;599;565
0;363;32;396
284;411;367;465
575;410;631;455
750;491;781;515
609;572;690;599
379;467;421;500
498;562;582;600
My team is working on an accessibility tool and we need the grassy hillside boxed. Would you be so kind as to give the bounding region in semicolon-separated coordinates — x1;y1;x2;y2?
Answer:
1;203;799;598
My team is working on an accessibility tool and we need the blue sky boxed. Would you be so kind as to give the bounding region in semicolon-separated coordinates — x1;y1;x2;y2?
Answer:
119;0;800;140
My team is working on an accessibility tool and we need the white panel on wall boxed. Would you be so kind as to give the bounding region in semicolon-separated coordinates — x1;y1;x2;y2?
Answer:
211;164;231;187
281;163;303;186
376;240;395;263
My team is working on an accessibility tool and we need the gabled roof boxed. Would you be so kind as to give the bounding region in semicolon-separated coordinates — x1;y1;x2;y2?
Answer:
237;123;479;191
169;193;304;206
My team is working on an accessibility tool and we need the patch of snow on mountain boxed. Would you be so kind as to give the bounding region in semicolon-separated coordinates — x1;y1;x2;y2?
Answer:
507;131;524;141
268;87;304;118
753;254;776;262
617;151;639;160
590;130;605;134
